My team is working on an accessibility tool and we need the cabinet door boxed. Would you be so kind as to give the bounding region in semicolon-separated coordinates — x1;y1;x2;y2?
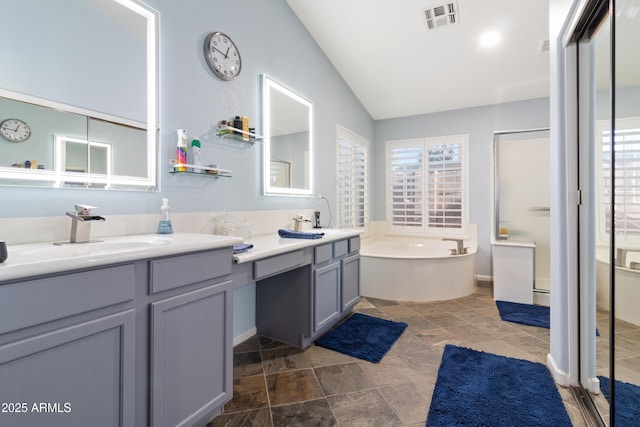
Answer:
0;309;135;427
341;254;361;312
313;262;341;333
150;280;232;427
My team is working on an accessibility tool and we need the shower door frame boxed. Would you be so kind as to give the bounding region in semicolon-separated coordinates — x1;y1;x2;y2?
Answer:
492;128;551;295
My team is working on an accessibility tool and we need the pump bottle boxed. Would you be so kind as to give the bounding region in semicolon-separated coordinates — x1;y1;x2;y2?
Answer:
157;198;174;234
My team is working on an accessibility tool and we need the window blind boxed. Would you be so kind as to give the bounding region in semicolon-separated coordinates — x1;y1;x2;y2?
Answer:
337;128;369;229
388;135;467;234
602;127;640;234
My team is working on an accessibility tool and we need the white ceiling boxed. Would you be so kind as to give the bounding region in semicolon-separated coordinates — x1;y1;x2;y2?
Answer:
286;0;550;120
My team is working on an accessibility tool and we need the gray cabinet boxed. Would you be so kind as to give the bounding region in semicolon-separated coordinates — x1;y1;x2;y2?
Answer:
255;237;360;348
341;253;360;312
0;266;136;427
0;247;234;427
313;262;341;333
150;280;232;427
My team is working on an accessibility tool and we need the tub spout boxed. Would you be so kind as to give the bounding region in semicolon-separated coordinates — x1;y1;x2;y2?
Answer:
616;247;640;268
442;238;465;255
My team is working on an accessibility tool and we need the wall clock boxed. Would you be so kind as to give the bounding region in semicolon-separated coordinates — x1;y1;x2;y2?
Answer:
0;118;31;142
204;32;242;81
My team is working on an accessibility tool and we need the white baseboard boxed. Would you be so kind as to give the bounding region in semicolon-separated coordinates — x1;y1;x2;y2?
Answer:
533;291;550;306
233;327;257;347
547;353;573;387
584;376;601;394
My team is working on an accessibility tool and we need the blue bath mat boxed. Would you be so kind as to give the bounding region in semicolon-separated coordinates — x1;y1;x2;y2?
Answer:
598;376;640;426
314;313;407;363
496;300;600;335
427;345;572;426
496;300;550;328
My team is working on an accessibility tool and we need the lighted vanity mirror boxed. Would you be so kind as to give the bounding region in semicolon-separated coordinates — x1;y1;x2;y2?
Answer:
0;0;158;191
262;75;313;196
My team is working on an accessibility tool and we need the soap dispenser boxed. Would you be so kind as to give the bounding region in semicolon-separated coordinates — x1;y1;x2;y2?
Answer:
157;198;174;234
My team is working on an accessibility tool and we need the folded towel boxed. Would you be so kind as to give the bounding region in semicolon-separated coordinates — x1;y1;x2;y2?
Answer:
278;229;325;239
233;243;254;254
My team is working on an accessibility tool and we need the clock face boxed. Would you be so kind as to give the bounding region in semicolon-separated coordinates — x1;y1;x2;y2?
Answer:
204;32;241;81
0;118;31;142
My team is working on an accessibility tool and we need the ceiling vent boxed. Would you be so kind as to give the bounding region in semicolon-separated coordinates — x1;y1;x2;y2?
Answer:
424;1;459;30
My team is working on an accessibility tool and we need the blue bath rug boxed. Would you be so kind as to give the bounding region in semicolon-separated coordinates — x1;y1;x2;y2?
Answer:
598;376;640;426
496;300;600;335
496;300;550;328
426;345;572;427
314;313;407;363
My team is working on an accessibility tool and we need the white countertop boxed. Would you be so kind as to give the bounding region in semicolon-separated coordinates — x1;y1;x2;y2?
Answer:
0;233;243;283
233;228;363;264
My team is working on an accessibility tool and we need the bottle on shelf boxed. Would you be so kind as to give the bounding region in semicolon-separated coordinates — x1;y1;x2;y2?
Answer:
191;139;201;172
176;129;188;171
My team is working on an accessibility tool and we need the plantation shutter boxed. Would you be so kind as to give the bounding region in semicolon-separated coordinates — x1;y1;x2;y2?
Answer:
389;142;424;230
337;128;369;229
427;140;464;229
602;127;640;234
388;135;467;235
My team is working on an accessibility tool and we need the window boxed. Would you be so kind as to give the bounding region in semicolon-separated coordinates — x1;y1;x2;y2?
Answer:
598;118;640;239
387;134;468;235
336;126;369;229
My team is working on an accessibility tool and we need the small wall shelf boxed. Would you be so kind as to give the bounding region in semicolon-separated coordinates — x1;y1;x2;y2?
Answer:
169;162;232;177
215;122;263;144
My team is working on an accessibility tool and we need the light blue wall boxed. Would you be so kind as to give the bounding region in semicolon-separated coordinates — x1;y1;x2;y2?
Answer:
0;0;374;219
374;98;550;277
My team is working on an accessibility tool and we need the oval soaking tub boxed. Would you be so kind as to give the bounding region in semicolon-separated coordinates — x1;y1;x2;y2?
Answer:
360;238;477;302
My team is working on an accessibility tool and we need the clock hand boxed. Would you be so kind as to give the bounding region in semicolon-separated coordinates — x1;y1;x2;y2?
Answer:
213;46;228;58
224;47;229;59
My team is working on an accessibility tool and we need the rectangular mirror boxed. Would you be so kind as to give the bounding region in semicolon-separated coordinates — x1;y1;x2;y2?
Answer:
0;0;158;191
262;75;313;196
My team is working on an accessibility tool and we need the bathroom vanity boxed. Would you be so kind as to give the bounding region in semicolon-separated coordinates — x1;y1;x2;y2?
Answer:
0;234;241;427
233;230;361;348
0;229;361;427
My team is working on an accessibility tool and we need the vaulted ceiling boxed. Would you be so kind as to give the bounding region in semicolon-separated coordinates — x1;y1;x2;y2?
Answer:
286;0;550;120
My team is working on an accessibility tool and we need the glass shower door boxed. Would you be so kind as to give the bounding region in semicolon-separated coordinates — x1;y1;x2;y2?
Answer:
494;129;551;294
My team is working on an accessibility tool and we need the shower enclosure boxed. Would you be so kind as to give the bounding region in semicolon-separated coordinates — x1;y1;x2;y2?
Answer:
492;128;551;305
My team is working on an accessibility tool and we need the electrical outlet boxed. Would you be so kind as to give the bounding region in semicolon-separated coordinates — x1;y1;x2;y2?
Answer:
317;193;324;204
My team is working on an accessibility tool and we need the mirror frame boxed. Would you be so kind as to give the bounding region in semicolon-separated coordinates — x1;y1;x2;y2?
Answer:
262;75;314;196
0;0;158;190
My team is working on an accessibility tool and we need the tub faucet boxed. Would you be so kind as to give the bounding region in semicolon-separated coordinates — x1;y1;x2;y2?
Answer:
615;247;640;268
66;204;105;243
443;238;466;255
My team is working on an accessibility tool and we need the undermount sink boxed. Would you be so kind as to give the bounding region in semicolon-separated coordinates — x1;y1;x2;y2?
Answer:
0;233;244;283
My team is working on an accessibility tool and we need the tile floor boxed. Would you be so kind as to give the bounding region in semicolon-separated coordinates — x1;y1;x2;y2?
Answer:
591;305;640;421
208;287;588;426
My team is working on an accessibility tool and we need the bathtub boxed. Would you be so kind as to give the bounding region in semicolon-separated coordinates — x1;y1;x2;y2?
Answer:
360;238;477;302
596;247;640;326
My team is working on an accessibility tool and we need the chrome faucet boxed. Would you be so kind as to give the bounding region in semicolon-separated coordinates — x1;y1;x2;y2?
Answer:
615;247;640;268
443;238;466;255
292;215;310;232
66;204;105;243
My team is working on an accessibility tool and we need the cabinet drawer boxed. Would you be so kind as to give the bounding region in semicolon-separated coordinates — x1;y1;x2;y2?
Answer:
0;264;135;335
349;236;361;253
150;249;231;294
254;250;304;280
314;243;332;265
333;240;348;258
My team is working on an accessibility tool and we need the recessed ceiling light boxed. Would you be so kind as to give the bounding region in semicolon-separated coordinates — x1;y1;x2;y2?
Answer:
479;30;501;49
